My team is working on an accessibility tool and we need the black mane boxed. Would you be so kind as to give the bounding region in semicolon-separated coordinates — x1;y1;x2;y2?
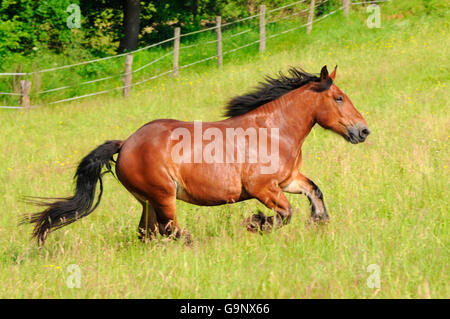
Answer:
225;67;330;118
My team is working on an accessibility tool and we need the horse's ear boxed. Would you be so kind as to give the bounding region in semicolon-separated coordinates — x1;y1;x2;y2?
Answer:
320;65;329;81
313;65;333;92
329;65;337;81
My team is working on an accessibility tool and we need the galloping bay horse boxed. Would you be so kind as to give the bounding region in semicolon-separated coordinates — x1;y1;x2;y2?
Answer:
25;65;370;245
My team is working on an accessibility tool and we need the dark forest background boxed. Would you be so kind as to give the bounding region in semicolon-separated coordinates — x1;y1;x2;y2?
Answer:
0;0;342;58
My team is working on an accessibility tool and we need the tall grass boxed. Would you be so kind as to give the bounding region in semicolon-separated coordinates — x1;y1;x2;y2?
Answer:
0;0;448;298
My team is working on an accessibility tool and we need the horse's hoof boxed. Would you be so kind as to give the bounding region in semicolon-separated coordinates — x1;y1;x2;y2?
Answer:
137;233;154;243
243;211;264;232
310;214;330;225
183;233;193;247
245;221;259;233
260;221;273;233
243;217;259;232
243;211;274;233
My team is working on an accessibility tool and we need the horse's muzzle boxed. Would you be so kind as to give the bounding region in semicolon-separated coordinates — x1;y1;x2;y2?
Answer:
345;124;370;144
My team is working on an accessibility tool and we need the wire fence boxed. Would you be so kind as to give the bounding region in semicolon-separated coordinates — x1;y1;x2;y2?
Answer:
0;0;390;109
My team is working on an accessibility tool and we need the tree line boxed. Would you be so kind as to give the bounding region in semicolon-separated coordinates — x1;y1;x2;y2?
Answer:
0;0;340;58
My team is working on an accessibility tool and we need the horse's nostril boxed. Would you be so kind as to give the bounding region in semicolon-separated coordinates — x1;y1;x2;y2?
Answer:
360;128;370;137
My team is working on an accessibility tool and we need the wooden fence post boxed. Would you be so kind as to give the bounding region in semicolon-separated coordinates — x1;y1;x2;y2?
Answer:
307;0;315;34
259;5;266;53
173;27;180;77
216;16;223;67
19;80;31;108
123;54;133;97
343;0;350;16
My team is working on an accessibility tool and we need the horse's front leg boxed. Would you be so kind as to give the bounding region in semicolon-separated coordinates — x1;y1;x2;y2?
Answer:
244;180;293;232
283;173;329;222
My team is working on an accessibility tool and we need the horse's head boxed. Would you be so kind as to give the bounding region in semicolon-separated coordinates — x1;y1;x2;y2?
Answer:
312;65;370;144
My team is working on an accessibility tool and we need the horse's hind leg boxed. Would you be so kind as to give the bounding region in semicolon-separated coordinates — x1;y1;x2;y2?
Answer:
153;196;192;245
137;201;159;242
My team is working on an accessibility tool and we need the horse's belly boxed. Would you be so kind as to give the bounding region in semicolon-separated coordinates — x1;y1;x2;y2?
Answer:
175;167;244;206
175;186;247;205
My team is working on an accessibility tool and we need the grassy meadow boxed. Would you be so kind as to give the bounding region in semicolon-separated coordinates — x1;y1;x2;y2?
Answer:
0;1;448;298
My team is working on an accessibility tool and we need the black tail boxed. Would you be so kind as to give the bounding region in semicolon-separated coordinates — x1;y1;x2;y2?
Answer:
22;140;123;245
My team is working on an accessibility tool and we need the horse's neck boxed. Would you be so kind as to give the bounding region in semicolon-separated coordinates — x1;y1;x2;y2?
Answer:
258;87;317;146
221;87;317;153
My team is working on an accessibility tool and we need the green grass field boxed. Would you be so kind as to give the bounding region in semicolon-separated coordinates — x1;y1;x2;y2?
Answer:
0;1;448;298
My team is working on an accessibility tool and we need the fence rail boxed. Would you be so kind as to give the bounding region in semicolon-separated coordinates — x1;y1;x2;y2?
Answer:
38;51;173;95
0;0;390;109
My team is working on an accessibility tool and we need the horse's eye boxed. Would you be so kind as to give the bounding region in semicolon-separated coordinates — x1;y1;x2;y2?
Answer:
335;96;343;103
